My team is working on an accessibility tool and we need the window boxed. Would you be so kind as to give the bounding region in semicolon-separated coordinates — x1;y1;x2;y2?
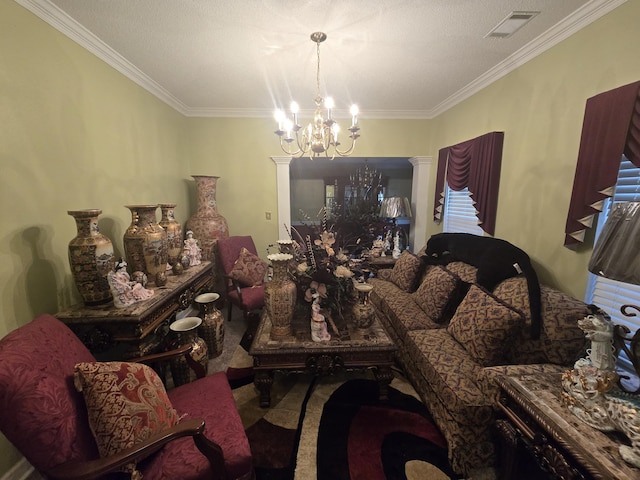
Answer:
443;185;484;236
585;156;640;374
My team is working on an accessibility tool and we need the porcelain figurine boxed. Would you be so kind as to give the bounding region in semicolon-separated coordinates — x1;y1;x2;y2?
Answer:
310;298;331;342
184;230;202;266
107;259;154;309
561;307;640;468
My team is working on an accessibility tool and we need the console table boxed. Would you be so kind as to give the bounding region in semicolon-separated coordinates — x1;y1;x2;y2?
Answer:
56;262;214;360
496;371;639;480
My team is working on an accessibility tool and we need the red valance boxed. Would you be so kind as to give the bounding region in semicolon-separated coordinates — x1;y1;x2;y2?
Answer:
433;131;504;235
564;81;640;248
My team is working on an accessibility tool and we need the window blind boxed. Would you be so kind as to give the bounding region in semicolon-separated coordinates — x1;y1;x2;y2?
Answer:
443;186;484;235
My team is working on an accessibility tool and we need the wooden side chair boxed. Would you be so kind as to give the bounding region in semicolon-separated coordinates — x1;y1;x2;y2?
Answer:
217;236;267;322
0;314;253;480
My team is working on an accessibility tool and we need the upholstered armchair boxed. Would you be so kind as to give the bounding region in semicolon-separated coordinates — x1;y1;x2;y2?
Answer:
217;236;267;322
0;314;253;480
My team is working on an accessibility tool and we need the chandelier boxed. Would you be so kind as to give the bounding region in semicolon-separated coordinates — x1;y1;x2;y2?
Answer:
274;32;361;160
349;159;382;203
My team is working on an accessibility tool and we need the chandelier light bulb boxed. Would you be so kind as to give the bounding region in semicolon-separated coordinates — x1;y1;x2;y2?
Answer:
273;32;361;160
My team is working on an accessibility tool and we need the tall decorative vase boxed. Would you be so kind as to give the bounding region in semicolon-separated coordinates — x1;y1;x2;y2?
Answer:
123;205;168;286
195;292;225;358
169;317;209;387
264;253;297;339
158;203;183;268
185;175;229;261
67;209;116;306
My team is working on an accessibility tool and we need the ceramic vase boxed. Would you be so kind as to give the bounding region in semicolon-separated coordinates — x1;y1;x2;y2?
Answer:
264;253;297;339
169;317;209;387
123;205;168;286
195;292;225;358
158;203;183;268
353;283;374;328
67;209;116;306
185;175;229;261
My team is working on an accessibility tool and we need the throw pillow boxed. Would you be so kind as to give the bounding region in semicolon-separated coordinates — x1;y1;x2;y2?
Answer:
411;265;462;322
447;284;524;366
74;361;179;469
229;247;268;287
389;250;423;292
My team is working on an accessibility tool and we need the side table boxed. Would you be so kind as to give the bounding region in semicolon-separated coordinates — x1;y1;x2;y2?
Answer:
56;262;214;360
495;370;639;480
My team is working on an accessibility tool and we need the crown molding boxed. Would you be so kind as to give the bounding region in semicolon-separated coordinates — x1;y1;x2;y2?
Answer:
429;0;627;118
14;0;192;115
15;0;627;120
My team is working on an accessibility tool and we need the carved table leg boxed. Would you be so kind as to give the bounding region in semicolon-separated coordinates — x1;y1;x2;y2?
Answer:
374;365;394;402
496;419;519;480
254;370;273;408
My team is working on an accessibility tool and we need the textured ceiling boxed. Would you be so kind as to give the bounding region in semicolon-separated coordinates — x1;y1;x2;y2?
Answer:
18;0;623;118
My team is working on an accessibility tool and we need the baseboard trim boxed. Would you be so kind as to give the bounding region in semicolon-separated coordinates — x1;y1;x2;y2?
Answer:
1;458;40;480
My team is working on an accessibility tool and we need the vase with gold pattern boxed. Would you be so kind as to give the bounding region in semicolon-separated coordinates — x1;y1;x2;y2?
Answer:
185;175;229;261
265;253;296;339
158;203;183;268
169;317;209;386
67;209;116;306
195;292;225;358
123;205;168;286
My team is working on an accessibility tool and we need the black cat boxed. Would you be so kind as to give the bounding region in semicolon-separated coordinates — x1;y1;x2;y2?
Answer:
424;233;542;339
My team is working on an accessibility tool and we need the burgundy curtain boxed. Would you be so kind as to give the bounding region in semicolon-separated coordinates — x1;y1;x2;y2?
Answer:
433;131;504;235
564;80;640;248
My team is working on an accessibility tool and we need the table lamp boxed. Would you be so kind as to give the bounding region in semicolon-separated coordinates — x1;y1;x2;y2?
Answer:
379;197;412;258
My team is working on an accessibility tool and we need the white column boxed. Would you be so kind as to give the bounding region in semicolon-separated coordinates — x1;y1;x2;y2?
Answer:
271;156;293;240
409;156;432;252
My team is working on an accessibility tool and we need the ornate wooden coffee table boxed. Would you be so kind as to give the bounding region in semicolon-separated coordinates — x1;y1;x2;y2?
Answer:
249;307;397;408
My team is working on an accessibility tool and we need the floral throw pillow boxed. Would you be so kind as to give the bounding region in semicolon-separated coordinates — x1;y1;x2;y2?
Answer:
74;362;179;472
229;247;268;287
447;284;524;366
389;250;423;292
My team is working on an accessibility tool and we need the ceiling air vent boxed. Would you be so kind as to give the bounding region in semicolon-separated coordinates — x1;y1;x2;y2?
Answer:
486;11;540;38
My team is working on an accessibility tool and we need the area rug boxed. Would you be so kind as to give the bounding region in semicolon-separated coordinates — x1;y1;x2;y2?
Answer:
227;343;460;480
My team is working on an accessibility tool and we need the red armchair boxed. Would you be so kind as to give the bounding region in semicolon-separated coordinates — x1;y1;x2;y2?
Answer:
0;314;253;480
217;236;266;322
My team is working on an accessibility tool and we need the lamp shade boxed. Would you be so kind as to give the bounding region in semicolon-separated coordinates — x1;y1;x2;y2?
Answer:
379;197;412;219
588;202;640;285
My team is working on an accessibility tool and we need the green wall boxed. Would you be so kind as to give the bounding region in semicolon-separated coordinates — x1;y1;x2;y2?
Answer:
1;0;639;476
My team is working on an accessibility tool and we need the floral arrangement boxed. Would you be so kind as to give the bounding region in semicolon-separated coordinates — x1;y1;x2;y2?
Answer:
282;207;360;321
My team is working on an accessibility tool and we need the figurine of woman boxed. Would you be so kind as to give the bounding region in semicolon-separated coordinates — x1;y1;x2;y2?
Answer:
183;230;202;266
107;259;154;308
310;297;331;342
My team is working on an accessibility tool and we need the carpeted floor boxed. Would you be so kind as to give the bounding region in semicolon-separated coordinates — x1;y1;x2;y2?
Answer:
223;320;460;480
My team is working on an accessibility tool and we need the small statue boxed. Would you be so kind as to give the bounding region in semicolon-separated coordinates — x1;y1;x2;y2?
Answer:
382;230;392;256
183;230;202;266
310;297;331;342
392;230;402;259
107;259;154;309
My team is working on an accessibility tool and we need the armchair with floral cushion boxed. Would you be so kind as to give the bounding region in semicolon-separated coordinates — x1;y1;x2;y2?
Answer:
0;314;253;480
217;236;268;322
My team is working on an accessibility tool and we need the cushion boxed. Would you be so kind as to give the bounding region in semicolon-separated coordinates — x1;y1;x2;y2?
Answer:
411;265;463;322
73;362;179;466
447;284;524;366
228;247;268;287
389;250;423;292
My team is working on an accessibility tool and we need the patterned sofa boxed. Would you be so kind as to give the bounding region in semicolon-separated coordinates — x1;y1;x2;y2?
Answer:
368;250;589;477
